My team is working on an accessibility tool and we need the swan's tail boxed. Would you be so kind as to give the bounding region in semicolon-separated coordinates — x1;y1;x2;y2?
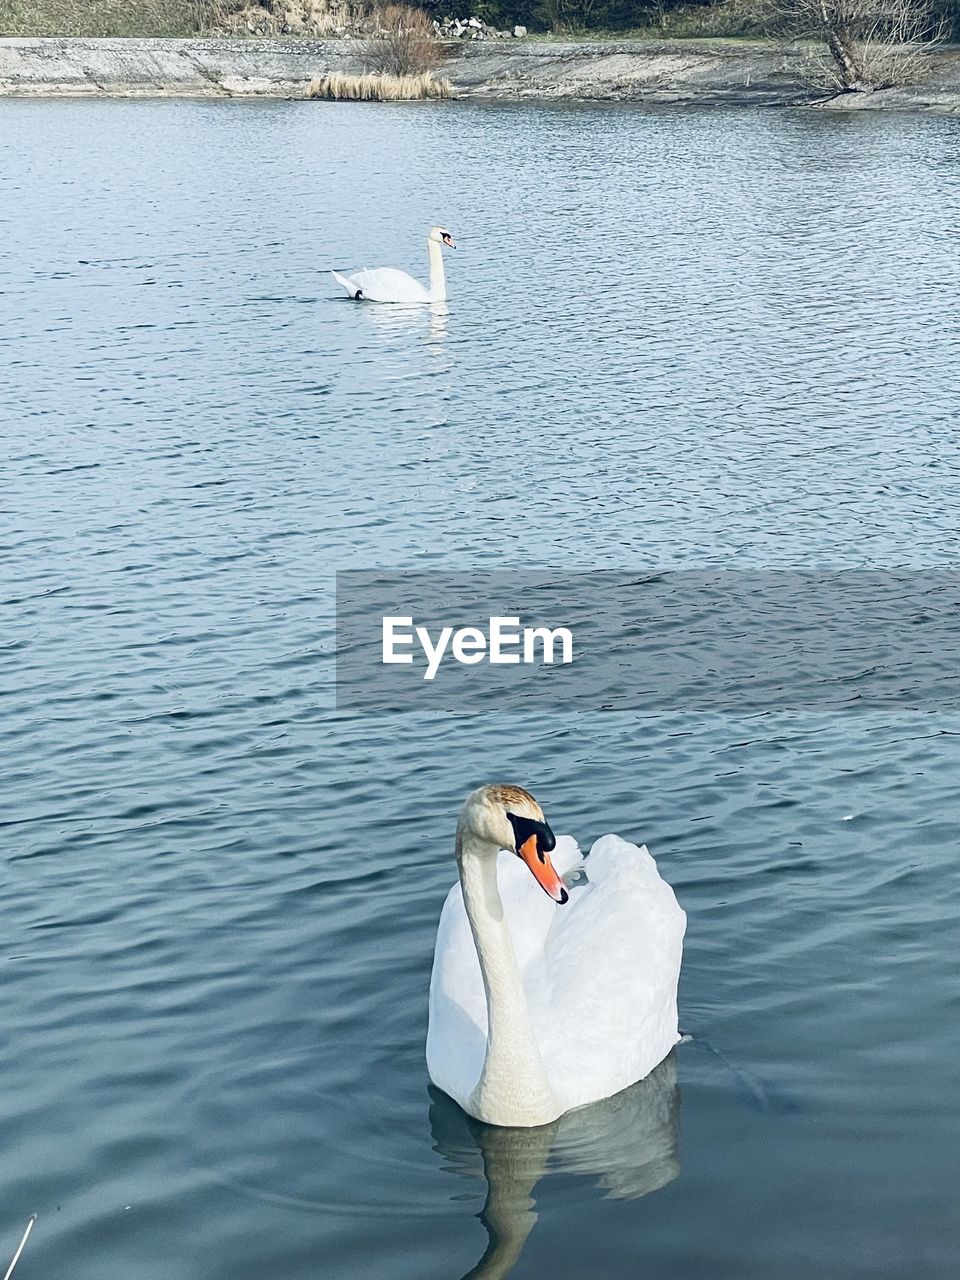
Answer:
331;270;362;300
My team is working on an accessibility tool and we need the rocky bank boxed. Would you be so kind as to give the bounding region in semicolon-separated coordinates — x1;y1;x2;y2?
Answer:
1;35;959;109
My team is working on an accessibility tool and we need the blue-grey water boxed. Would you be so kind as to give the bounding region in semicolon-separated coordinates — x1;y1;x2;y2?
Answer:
2;96;960;1280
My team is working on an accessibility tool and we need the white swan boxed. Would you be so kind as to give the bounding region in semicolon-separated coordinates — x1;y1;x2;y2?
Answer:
427;784;686;1128
332;225;455;303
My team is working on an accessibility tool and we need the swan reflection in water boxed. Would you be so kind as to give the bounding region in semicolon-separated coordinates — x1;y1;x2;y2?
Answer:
429;1052;680;1280
362;298;451;369
427;301;449;346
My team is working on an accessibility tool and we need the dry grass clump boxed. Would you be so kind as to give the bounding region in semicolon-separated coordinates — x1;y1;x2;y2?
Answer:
308;70;452;99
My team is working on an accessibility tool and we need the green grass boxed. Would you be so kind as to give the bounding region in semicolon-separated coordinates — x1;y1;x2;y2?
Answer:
524;31;771;43
0;1;204;36
0;1;274;36
524;12;767;43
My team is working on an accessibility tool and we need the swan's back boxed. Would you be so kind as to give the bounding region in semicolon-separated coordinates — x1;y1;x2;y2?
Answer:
533;836;685;1111
332;266;431;304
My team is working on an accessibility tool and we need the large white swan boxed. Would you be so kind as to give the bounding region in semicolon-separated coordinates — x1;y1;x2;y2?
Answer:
332;225;455;303
427;784;686;1128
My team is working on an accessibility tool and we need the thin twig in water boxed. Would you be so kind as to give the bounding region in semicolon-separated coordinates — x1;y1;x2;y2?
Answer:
3;1216;36;1280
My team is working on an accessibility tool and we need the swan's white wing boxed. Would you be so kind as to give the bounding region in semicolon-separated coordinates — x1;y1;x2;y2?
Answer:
333;266;431;304
533;835;685;1112
426;836;583;1110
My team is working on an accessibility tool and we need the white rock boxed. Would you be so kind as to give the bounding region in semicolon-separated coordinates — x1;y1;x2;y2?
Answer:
513;24;527;36
468;16;482;27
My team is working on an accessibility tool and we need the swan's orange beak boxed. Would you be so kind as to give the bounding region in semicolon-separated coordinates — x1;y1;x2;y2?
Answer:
518;834;568;905
441;232;456;248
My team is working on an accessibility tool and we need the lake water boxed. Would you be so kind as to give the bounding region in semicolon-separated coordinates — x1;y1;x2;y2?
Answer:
2;96;960;1280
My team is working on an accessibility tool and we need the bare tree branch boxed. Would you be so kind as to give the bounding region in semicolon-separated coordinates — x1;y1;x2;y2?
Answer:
764;0;944;90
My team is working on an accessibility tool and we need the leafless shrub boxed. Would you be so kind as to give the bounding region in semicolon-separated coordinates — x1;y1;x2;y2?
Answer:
308;70;452;99
766;0;944;90
359;4;443;77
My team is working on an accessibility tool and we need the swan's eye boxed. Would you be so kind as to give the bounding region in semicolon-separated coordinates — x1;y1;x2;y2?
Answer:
506;811;556;857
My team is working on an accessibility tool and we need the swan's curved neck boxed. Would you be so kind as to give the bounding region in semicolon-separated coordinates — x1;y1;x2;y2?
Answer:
463;1121;553;1279
457;827;560;1126
427;239;447;302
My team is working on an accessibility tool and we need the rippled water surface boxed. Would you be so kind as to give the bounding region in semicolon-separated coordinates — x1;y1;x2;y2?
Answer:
2;98;960;1280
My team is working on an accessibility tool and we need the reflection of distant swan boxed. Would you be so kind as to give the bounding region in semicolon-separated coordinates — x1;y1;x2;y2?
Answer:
430;1054;680;1280
428;785;686;1127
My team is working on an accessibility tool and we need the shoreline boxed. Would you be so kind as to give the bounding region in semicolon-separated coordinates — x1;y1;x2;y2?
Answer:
1;36;959;110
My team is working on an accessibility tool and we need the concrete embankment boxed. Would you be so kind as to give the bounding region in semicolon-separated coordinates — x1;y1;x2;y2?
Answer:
1;36;959;110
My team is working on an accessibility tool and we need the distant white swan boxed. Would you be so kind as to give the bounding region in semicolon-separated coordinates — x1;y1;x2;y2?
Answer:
427;784;686;1128
332;225;456;304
